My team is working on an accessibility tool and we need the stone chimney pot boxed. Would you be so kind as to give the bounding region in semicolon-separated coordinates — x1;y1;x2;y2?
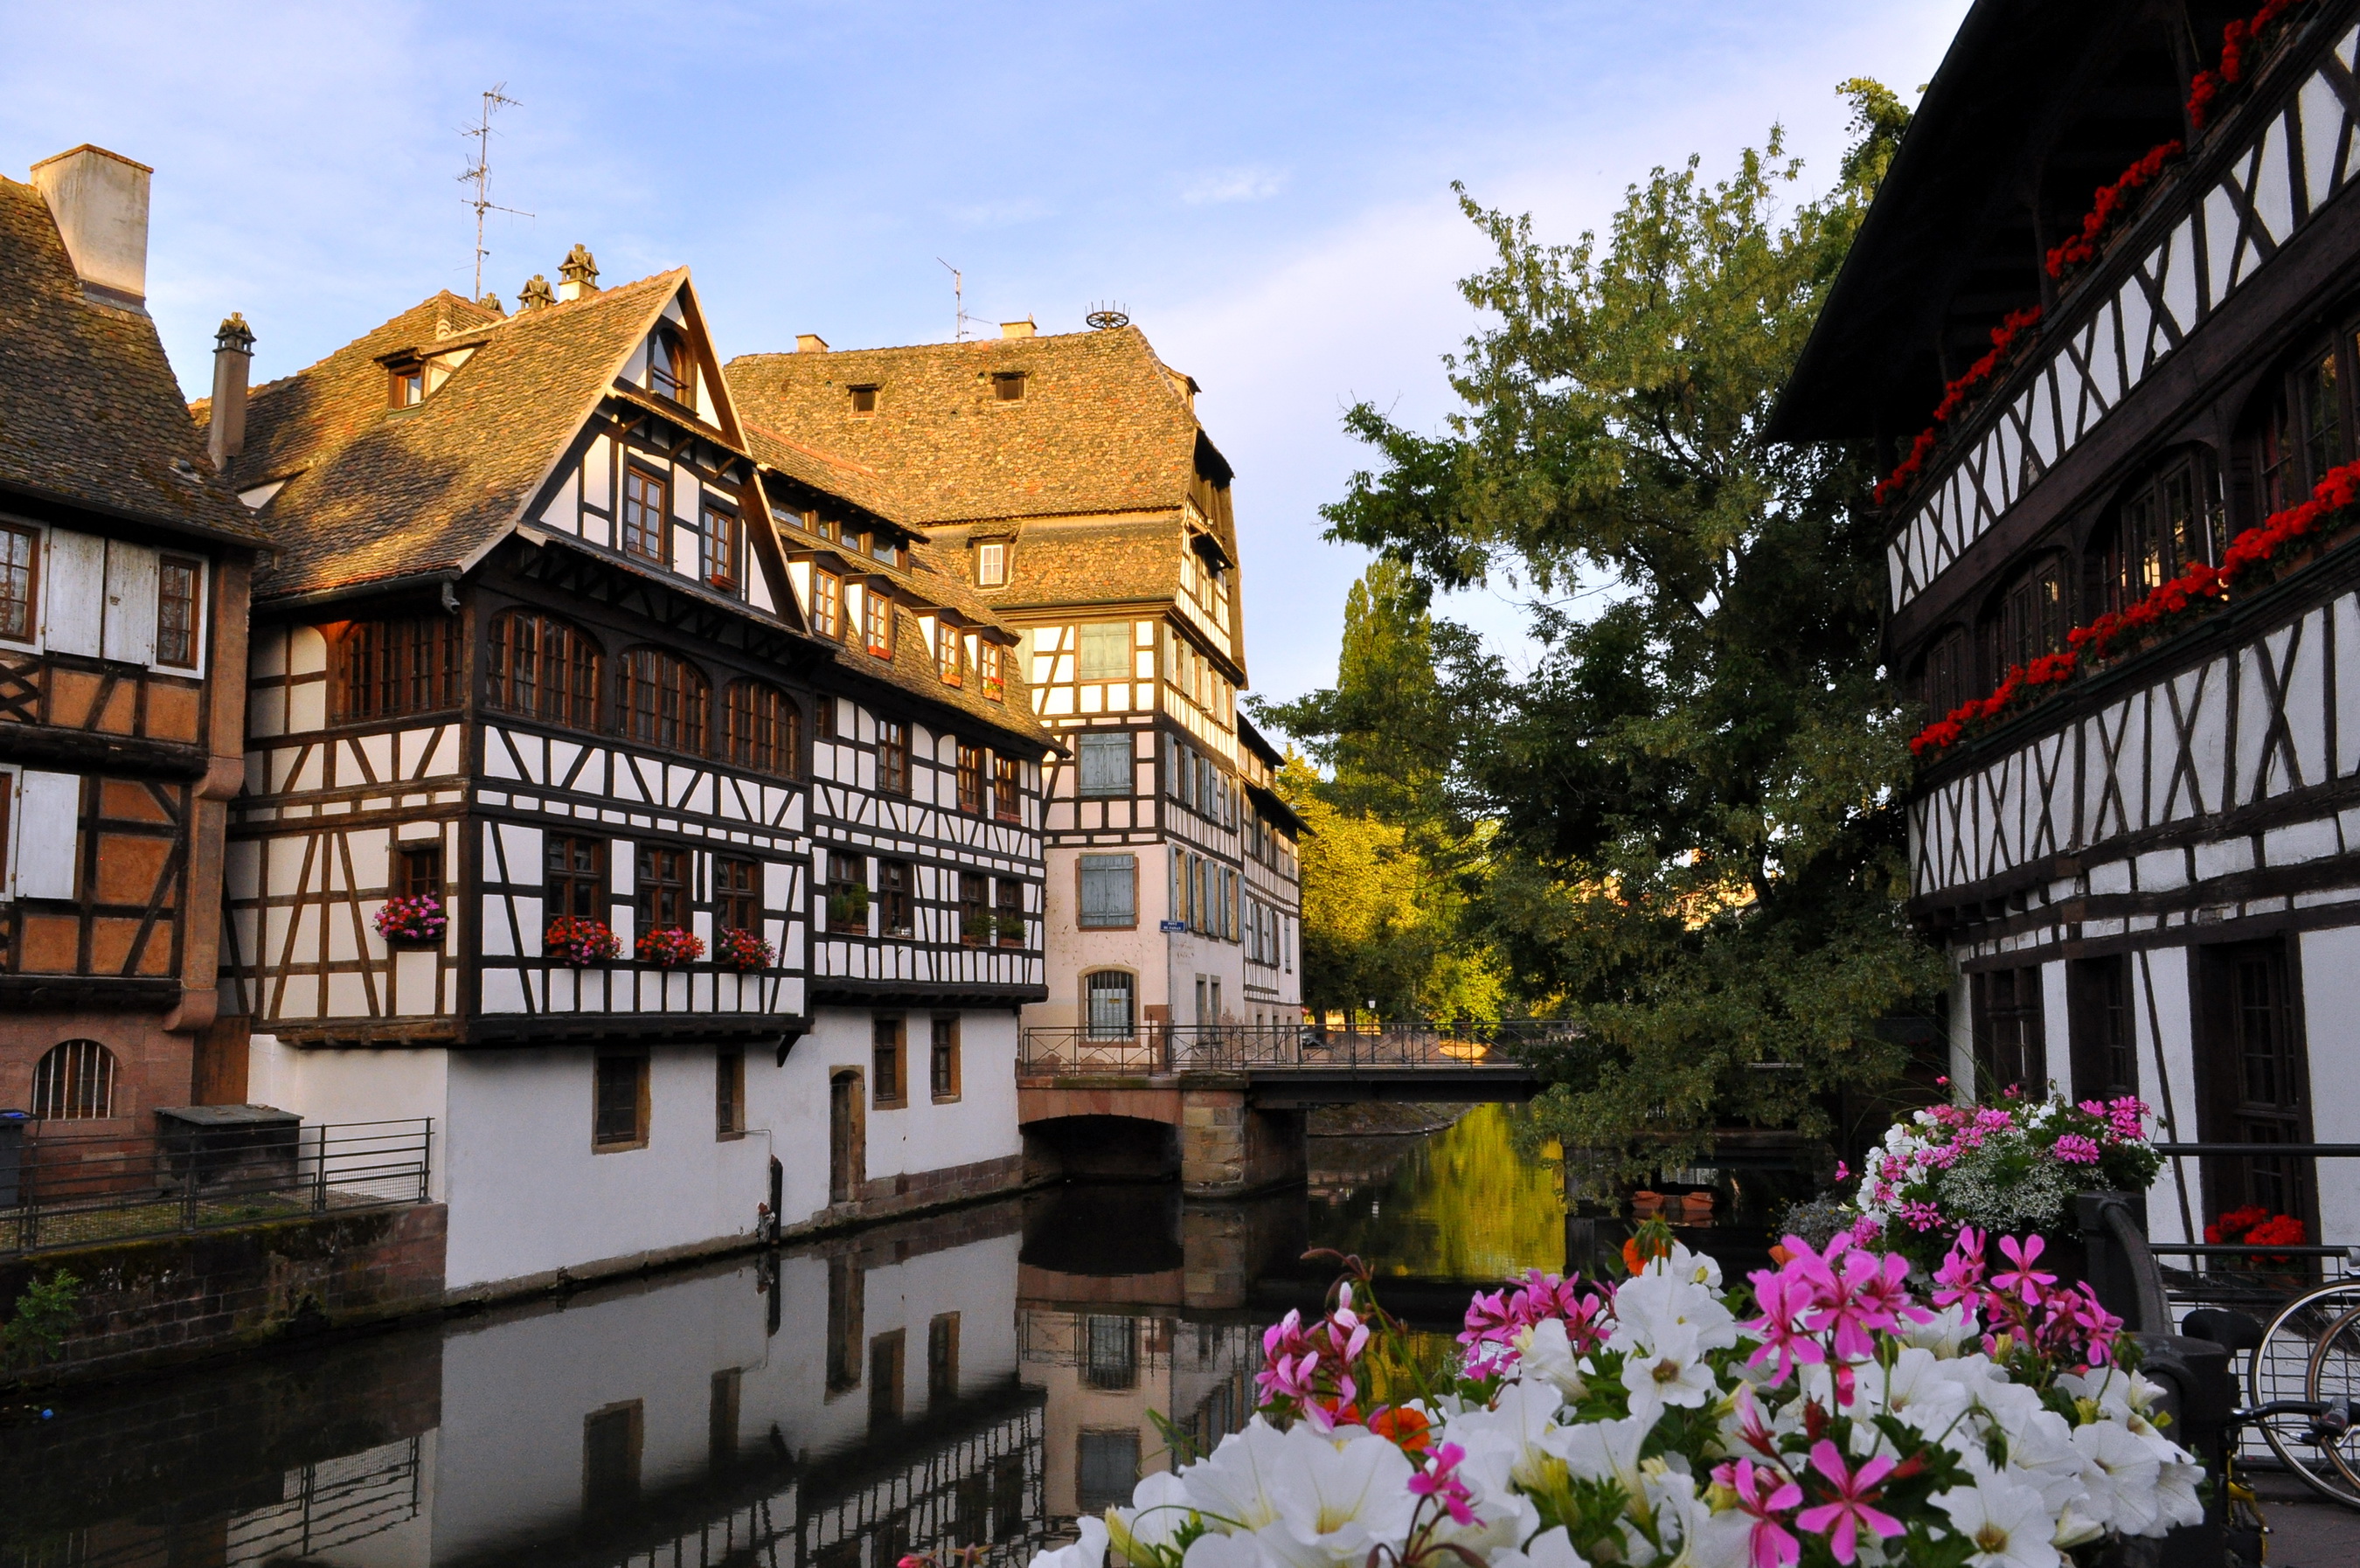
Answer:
557;243;600;302
518;274;555;311
797;333;830;353
1000;318;1036;339
30;144;151;309
208;313;253;469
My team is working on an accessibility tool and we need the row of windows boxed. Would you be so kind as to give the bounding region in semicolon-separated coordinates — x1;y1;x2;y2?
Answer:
1169;735;1239;828
1918;323;2360;711
820;850;1030;946
1174;850;1239;941
801;568;1009;700
544;836;774;940
0;525;204;667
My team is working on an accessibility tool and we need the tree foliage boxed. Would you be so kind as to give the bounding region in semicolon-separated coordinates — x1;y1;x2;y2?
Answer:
1292;83;1947;1172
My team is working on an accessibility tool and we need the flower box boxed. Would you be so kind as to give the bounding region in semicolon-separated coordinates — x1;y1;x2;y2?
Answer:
545;916;622;967
714;926;773;973
635;926;705;968
375;893;447;947
996;913;1026;947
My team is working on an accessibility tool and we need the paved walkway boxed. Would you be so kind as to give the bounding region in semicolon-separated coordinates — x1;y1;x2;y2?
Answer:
2249;1472;2360;1565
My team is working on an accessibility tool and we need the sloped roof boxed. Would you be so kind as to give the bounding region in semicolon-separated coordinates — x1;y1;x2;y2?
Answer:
927;515;1183;613
725;326;1211;525
210;273;683;600
0;176;264;545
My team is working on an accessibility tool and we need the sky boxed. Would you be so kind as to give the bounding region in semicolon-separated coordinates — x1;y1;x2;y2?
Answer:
1;0;1972;715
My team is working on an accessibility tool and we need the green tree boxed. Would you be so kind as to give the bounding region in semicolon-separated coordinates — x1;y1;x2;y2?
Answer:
1311;82;1947;1172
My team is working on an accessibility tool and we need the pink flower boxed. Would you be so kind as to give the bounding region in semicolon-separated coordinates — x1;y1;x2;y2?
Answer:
1715;1458;1803;1568
1407;1441;1479;1527
1933;1228;1986;1309
1993;1234;2057;1305
1795;1441;1904;1565
2051;1134;2101;1165
1745;1268;1828;1385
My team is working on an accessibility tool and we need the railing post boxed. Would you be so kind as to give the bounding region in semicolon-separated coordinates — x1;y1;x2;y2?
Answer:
312;1125;329;1214
420;1118;434;1203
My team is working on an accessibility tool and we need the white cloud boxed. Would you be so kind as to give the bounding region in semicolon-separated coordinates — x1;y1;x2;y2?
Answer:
1180;166;1288;205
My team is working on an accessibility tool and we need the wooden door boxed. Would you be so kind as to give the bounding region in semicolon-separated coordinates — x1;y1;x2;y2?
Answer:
829;1069;863;1204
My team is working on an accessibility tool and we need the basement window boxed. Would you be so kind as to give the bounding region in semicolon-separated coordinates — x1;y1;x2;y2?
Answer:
849;385;878;416
991;371;1025;402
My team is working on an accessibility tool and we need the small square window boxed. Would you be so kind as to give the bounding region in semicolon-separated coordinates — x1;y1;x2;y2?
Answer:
992;371;1025;402
398;843;444;900
390;364;425;407
1077;733;1131;796
975;542;1007;587
850;385;879;415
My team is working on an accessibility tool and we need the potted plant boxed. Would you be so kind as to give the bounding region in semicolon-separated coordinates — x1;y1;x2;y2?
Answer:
375;893;446;947
996;911;1026;947
715;926;773;973
636;926;705;968
545;915;622;967
961;910;994;946
826;885;870;932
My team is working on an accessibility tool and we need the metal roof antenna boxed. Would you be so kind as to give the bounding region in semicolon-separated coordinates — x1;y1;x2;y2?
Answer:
938;258;989;342
459;85;533;302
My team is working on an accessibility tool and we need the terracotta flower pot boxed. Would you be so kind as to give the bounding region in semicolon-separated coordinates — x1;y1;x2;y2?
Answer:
1630;1190;1663;1213
1680;1192;1716;1218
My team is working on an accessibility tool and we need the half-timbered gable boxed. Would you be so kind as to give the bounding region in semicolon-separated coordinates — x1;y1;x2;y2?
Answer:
0;148;269;1126
726;323;1302;1037
1775;0;2360;1249
201;251;1053;1290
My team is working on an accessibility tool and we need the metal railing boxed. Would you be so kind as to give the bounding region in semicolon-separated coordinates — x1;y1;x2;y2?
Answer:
1017;1020;1573;1075
0;1118;433;1257
2147;1142;2360;1300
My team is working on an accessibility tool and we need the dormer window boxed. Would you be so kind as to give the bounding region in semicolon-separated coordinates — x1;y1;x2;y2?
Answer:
700;503;741;594
992;371;1026;402
975;541;1007;587
390;361;425;408
871;535;899;567
863;588;894;658
810;571;843;639
649;327;691;405
850;385;879;416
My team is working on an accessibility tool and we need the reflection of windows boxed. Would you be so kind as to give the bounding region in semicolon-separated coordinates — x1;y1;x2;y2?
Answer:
929;1312;961;1404
582;1400;644;1518
826;1255;863;1394
156;556;201;668
0;524;37;642
869;1329;906;1428
709;1368;741;1469
1079;854;1136;929
31;1039;117;1119
1077;1430;1142;1515
489;611;601;729
1077;733;1131;796
1078;621;1129;681
1085;970;1135;1040
1084;1315;1138;1389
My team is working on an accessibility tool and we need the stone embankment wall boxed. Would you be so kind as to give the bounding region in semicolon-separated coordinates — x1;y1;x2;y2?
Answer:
0;1203;447;1387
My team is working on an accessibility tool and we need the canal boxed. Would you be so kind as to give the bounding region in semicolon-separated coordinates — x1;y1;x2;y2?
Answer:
0;1106;1608;1568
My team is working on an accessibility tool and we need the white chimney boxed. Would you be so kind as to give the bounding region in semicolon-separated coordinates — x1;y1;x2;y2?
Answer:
797;333;830;352
1000;318;1036;338
209;314;254;469
30;144;151;309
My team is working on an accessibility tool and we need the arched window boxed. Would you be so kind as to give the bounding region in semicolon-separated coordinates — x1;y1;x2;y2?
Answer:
32;1039;117;1119
1084;970;1135;1041
1917;624;1972;717
487;610;601;729
2092;450;2225;617
724;680;801;777
616;647;709;753
1995;553;2067;674
335;616;461;720
2246;338;2349;519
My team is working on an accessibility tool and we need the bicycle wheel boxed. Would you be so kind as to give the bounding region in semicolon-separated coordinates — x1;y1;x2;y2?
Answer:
2252;1282;2360;1506
2306;1299;2360;1503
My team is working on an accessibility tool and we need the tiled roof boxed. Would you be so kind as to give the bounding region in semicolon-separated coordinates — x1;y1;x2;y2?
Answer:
210;274;681;600
725;326;1211;525
0;177;264;545
929;516;1183;614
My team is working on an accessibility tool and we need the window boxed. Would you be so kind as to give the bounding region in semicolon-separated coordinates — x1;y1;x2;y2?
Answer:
617;647;709;753
956;745;983;813
545;835;607;920
1993;555;2065;676
724;681;800;777
871;534;900;567
156;556;200;668
700;503;741;593
1079;854;1136;929
869;1329;906;1429
992;371;1026;401
873;1016;906;1107
936;621;963;685
716;1049;746;1139
488;610;601;729
826;850;870;933
2102;452;2225;614
622;468;668;562
2067;954;2136;1102
1077;1431;1142;1516
582;1401;645;1516
930;1016;961;1100
975;541;1007;586
715;854;761;934
398;843;443;901
593;1053;649;1149
2198;939;2315;1228
928;1312;961;1403
825;1253;863;1389
959;871;988;946
1971;967;2046;1095
31;1040;117;1119
1084;971;1135;1041
336;618;462;720
1919;626;1972;718
996;878;1024;947
809;571;843;639
1083;1315;1138;1390
2255;343;2345;517
816;695;838;739
635;843;690;930
992;753;1020;822
979;640;1007;703
850;384;878;415
878;719;910;795
1077;621;1129;681
390;362;424;407
0;523;36;642
1077;733;1131;796
649;327;691;404
878;858;913;938
863;588;894;658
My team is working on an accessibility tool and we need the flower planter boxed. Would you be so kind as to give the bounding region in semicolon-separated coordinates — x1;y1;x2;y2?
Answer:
714;926;773;973
375;894;448;948
635;926;705;969
545;917;622;967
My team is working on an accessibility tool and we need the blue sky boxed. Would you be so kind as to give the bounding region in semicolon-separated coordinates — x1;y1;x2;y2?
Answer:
3;0;1969;710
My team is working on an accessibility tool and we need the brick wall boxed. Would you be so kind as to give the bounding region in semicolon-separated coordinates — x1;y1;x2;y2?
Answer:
0;1202;446;1386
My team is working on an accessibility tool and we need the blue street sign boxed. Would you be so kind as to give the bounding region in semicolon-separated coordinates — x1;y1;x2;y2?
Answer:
1159;919;1187;933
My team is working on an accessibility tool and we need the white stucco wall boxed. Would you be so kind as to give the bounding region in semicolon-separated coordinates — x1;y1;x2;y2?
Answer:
2301;926;2360;1250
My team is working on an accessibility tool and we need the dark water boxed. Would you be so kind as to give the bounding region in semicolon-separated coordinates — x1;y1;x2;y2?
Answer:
0;1112;1581;1568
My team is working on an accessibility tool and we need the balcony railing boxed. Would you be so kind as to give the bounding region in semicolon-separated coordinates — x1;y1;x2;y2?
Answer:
0;1118;434;1257
1017;1021;1573;1075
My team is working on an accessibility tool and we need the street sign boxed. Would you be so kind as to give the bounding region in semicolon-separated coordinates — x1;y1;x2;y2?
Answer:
1158;920;1187;933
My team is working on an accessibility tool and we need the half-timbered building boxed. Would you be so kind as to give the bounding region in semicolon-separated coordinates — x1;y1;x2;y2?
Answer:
198;250;1053;1293
726;322;1304;1050
1774;0;2360;1250
0;146;269;1129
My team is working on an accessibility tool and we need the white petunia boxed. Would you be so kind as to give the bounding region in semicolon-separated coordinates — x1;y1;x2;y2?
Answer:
1486;1525;1591;1568
1179;1419;1296;1534
1934;1477;2062;1568
1898;1302;1981;1358
1113;1471;1201;1561
2151;1455;2206;1531
1558;1412;1651;1502
1611;1272;1739;1353
1182;1531;1268;1568
1252;1423;1418;1568
1619;1323;1718;1425
1031;1516;1109;1568
1513;1318;1589;1398
2067;1419;2160;1535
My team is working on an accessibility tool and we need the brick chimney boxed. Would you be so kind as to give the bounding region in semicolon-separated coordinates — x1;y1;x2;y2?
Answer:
797;333;829;352
557;243;600;302
208;313;254;469
30;144;151;310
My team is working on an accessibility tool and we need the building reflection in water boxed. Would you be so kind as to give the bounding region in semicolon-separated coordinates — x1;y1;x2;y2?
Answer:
0;1190;1281;1568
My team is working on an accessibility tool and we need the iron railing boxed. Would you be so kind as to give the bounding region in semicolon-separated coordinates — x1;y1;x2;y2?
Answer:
0;1118;433;1257
1017;1020;1574;1075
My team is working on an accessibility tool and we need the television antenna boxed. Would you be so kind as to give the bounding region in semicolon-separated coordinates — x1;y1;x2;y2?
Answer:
937;258;989;341
458;85;532;300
